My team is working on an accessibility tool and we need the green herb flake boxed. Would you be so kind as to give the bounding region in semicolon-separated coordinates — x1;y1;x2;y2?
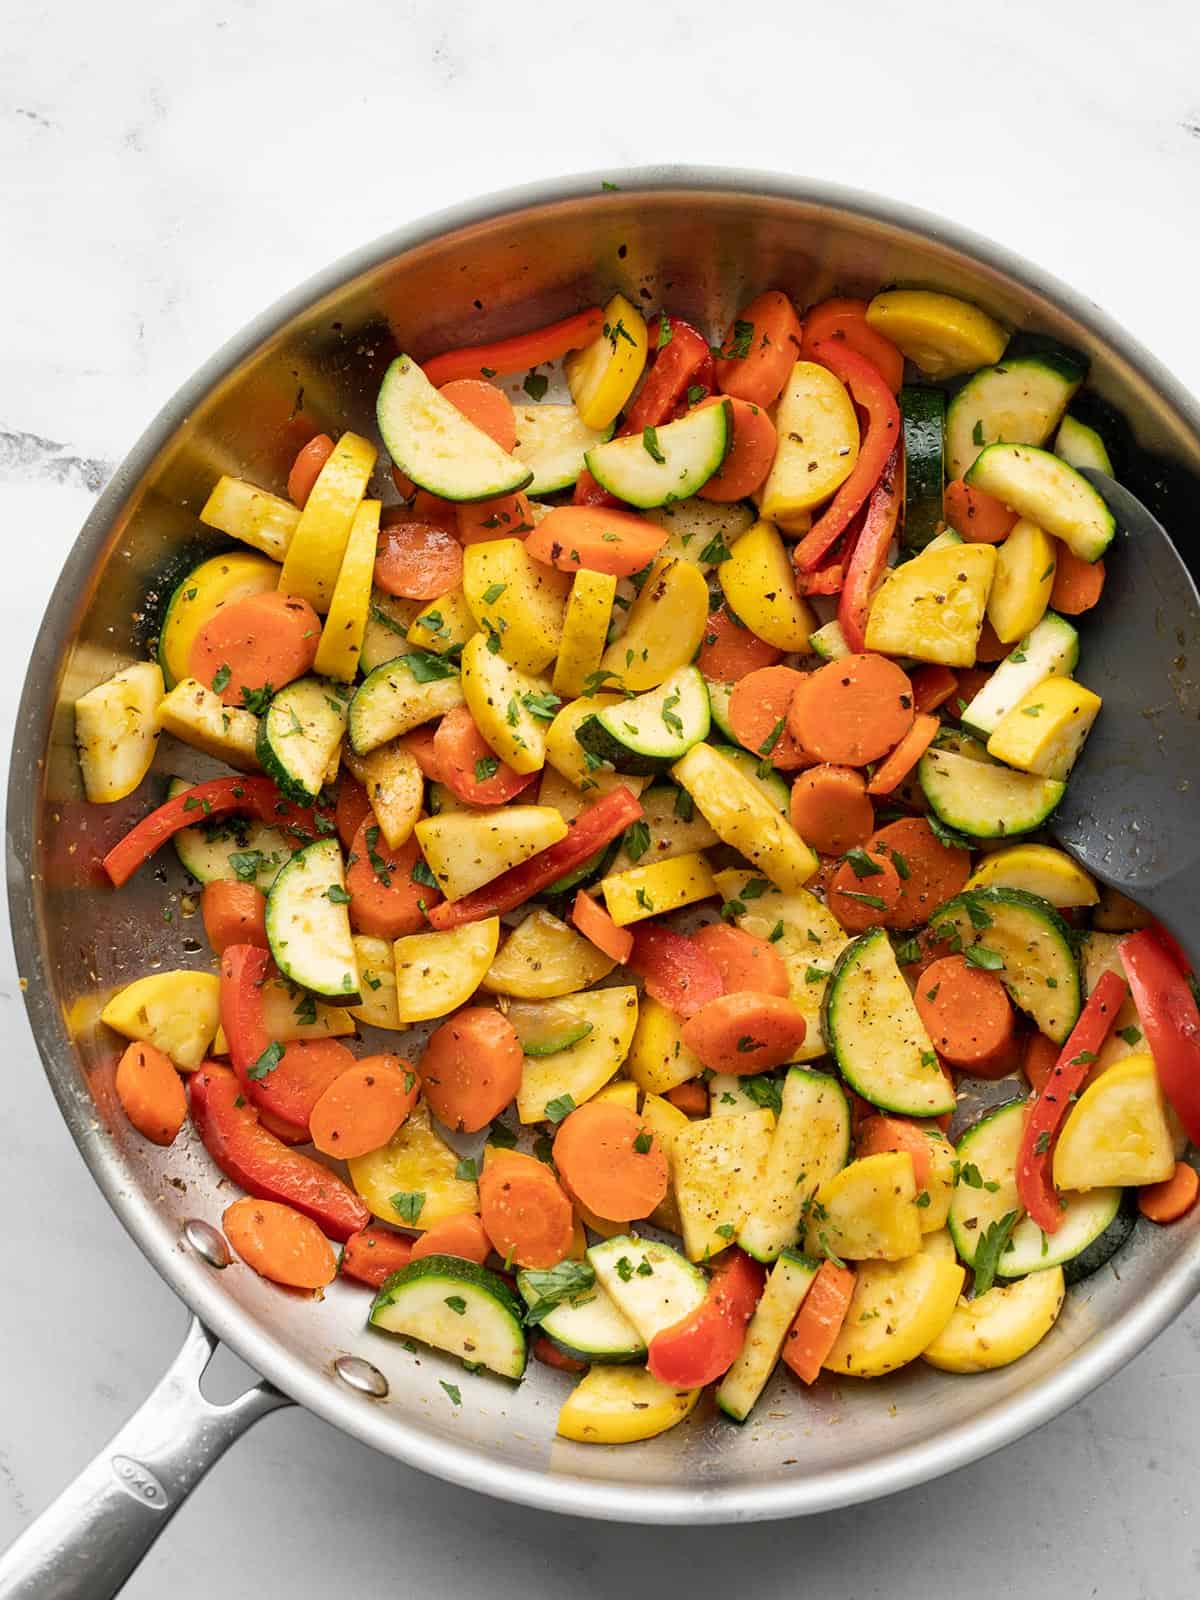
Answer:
643;425;667;465
972;1210;1020;1297
544;1093;576;1125
212;663;232;693
768;920;785;943
964;944;1004;971
439;1381;462;1406
444;1295;468;1316
699;533;731;565
247;1040;285;1080
1117;1025;1143;1046
523;371;549;402
624;820;651;862
521;1260;597;1325
475;756;499;784
482;582;507;605
454;1157;478;1182
390;1190;426;1224
845;847;884;879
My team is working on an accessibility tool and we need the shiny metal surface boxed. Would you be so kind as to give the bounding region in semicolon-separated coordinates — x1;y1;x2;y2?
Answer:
9;167;1200;1528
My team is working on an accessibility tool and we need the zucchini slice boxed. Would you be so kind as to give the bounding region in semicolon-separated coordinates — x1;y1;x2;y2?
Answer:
738;1068;851;1262
347;652;464;755
863;542;996;668
511;402;613;493
706;680;736;740
512;986;640;1123
923;1266;1065;1374
1055;413;1114;476
606;780;719;874
807;619;851;661
642;498;755;570
517;1268;645;1364
918;732;1065;837
965;843;1098;909
804;1151;923;1261
1053;1052;1176;1189
585;401;731;508
377;355;532;503
966;442;1115;562
265;836;360;1003
708;748;789;815
825;1254;965;1379
930;886;1081;1043
672;742;818;893
575;665;710;775
369;1254;527;1379
901;386;947;549
672;1110;775;1261
715;1251;820;1421
945;350;1086;480
257;677;348;804
166;777;293;891
556;1364;699;1444
1062;1196;1137;1285
415;807;568;902
959;612;1080;738
824;928;956;1117
587;1236;708;1343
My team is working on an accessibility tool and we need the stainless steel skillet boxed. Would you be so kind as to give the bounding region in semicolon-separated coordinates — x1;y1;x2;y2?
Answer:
5;167;1200;1597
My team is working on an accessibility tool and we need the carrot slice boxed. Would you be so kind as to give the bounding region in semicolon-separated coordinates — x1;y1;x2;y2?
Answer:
237;1038;357;1142
418;1007;524;1134
383;492;459;537
714;290;804;408
439;378;518;452
788;764;875;856
1138;1162;1200;1224
728;665;810;770
1050;545;1106;615
401;725;444;781
628;925;724;1019
914;955;1016;1074
943;479;1018;543
788;654;915;767
202;881;269;955
114;1041;187;1146
571;889;634;965
856;1115;940;1188
974;618;1009;663
910;664;959;715
223;1196;337;1290
346;819;439;939
695;394;777;501
433;705;537;806
665;1080;709;1116
410;1211;491;1264
189;591;321;707
341;1226;415;1287
288;434;335;508
691;923;790;997
697;605;782;680
374;523;464;600
781;1260;856;1383
477;1150;574;1269
524;506;668;578
867;712;939;796
335;773;374;849
827;850;903;931
868;816;971;929
679;991;808;1075
456;491;535;546
308;1054;419;1159
553;1102;668;1223
799;297;905;393
1023;1031;1059;1097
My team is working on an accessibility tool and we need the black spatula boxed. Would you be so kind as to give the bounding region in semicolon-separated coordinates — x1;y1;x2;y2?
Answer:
1047;469;1200;935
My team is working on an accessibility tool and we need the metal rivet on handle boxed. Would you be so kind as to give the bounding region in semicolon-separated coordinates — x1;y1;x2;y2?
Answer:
334;1355;389;1399
181;1218;231;1268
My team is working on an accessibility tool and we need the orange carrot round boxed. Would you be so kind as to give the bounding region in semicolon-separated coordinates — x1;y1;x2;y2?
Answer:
914;955;1016;1073
383;491;459;536
728;665;810;770
696;395;778;501
714;290;804;408
410;1211;491;1264
524;506;668;577
115;1041;187;1145
697;605;782;681
440;378;518;452
287;434;335;508
478;1150;574;1269
665;1080;709;1116
433;706;536;806
799;297;904;393
788;764;875;856
867;712;940;797
308;1054;419;1159
1138;1162;1200;1224
855;1114;943;1188
788;654;915;767
571;889;634;964
347;819;439;939
827;850;903;931
910;664;959;715
242;1038;357;1141
553;1102;668;1222
1051;546;1106;614
340;1225;414;1288
202;880;269;955
456;491;534;546
189;591;321;706
400;725;444;781
1023;1031;1059;1097
223;1197;337;1290
419;1007;524;1134
974;618;1009;662
680;991;808;1075
691;923;790;997
943;479;1018;543
782;1260;856;1384
374;523;464;600
868;816;971;929
335;774;374;849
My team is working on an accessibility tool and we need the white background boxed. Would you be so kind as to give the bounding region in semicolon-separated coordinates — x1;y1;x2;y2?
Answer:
4;1;1200;1594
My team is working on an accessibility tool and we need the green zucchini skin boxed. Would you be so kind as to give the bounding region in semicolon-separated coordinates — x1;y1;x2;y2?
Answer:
265;836;360;1004
901;385;947;549
371;1254;527;1379
574;666;710;775
1060;1194;1138;1286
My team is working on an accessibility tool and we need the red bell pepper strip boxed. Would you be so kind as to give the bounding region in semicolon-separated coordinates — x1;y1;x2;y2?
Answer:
837;443;903;652
674;351;716;417
1121;926;1200;1146
421;307;605;387
627;925;724;1019
189;1064;369;1242
792;341;901;573
1016;969;1129;1233
340;1226;415;1288
623;316;712;435
646;1248;766;1387
795;553;846;597
910;664;960;715
102;777;323;888
426;787;644;929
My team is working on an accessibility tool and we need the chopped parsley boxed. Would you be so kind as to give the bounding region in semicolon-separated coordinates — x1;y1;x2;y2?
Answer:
964;943;1004;971
390;1190;425;1224
544;1093;576;1125
211;663;232;693
642;425;666;464
247;1041;284;1080
523;371;549;402
475;756;499;783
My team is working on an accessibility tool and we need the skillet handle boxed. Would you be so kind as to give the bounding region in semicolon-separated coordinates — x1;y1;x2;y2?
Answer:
0;1317;291;1599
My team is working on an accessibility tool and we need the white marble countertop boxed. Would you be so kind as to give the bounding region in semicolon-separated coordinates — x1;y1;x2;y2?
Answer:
5;2;1200;1594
